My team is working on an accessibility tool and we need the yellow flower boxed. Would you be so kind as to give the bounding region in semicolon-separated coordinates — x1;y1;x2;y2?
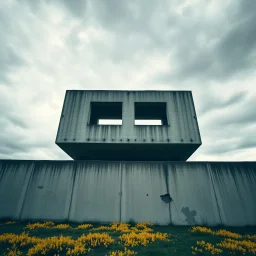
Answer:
53;224;71;229
25;221;55;230
75;224;93;230
4;221;16;225
106;247;137;256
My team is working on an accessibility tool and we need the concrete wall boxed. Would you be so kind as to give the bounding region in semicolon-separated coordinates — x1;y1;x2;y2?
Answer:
1;160;256;226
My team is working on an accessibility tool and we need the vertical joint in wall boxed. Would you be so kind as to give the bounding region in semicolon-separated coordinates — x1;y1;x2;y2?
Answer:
67;162;78;220
163;163;172;224
18;162;36;220
119;162;122;222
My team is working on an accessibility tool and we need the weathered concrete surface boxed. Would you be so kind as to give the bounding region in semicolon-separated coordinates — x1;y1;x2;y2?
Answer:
0;160;255;226
69;162;121;223
56;90;201;161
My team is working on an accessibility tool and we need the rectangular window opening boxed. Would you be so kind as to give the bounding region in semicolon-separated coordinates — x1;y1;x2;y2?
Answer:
134;102;168;126
90;102;122;125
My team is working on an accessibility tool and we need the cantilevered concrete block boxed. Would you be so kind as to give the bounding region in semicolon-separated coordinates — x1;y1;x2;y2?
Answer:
56;90;201;161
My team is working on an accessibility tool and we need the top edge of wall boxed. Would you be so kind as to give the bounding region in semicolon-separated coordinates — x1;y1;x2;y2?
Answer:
0;159;255;163
66;90;192;93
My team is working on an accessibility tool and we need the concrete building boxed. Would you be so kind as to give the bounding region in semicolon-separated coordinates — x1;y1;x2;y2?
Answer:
56;90;201;161
0;90;256;226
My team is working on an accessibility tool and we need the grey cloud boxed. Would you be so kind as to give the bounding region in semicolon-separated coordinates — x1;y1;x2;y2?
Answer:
90;0;170;43
0;45;25;84
0;0;255;161
224;92;247;106
219;98;256;126
236;139;256;151
198;91;247;115
0;136;51;156
204;135;256;155
156;0;256;83
205;145;236;155
20;0;42;12
22;0;86;17
59;0;87;17
200;95;256;133
222;111;256;126
217;9;256;77
8;114;29;129
0;141;26;154
0;7;26;84
0;101;29;129
64;0;172;66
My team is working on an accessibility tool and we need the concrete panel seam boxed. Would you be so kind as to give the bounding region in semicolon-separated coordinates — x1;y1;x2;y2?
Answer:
18;163;35;220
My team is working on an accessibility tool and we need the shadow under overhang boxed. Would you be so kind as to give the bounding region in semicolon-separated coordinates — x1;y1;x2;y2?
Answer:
56;142;201;161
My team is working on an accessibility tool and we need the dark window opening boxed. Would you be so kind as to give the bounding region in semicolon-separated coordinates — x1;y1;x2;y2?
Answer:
90;102;122;125
134;102;168;125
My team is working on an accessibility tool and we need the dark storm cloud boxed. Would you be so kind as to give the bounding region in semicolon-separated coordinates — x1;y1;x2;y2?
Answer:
156;0;256;83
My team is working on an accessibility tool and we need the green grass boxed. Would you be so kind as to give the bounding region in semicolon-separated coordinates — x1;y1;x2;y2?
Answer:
0;220;255;256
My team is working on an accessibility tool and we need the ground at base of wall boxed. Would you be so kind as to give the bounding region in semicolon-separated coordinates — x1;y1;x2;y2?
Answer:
0;221;256;256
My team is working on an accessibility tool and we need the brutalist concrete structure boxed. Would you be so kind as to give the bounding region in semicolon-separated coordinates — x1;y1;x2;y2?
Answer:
56;90;201;161
0;90;256;226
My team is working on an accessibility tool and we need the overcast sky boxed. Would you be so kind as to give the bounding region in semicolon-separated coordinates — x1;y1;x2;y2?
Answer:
0;0;255;161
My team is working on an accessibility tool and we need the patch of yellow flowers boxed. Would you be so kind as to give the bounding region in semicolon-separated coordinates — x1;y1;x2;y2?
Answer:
119;231;170;247
0;232;42;247
0;222;170;255
25;221;55;230
192;241;223;255
92;222;154;233
0;232;114;256
23;221;154;233
190;226;242;239
217;238;256;255
190;226;256;255
25;222;92;231
107;247;137;256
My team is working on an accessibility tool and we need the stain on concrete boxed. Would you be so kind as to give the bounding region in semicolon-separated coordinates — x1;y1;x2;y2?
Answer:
181;207;197;225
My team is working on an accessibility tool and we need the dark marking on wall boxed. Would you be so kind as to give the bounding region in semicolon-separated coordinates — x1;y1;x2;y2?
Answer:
160;193;173;203
181;207;197;225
